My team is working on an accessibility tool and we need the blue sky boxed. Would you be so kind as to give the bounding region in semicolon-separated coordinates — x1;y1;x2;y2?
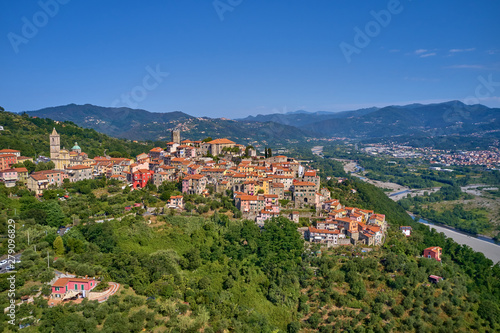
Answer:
1;0;499;118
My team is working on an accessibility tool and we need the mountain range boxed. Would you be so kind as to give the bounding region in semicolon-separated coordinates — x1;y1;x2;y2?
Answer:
25;104;305;144
23;101;500;144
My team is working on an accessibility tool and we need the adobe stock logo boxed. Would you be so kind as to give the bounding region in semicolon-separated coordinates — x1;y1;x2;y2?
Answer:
111;65;169;109
340;0;407;64
7;0;71;54
213;0;243;21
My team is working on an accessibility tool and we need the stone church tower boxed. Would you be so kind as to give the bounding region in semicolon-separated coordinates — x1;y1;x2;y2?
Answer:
171;130;181;144
50;128;60;160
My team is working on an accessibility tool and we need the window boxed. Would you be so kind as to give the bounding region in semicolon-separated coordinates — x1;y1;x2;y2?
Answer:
55;287;60;291
81;284;84;290
75;284;78;290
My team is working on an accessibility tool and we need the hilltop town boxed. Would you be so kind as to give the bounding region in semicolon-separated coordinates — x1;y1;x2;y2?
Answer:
0;121;496;333
1;128;388;248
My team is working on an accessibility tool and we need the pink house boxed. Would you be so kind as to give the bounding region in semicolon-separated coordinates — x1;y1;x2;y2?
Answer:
0;168;18;188
51;277;97;299
423;247;442;262
167;195;184;209
263;194;278;206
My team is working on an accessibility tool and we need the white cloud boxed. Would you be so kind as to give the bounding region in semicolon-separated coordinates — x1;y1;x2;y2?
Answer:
449;48;475;53
414;49;428;54
420;53;436;58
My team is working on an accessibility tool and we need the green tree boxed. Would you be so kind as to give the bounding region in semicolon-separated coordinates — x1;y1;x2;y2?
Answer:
287;321;300;333
53;236;65;256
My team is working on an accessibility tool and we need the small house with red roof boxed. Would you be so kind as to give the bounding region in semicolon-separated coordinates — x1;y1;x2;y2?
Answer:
423;247;442;261
167;195;184;209
0;169;18;188
400;226;412;237
51;277;97;299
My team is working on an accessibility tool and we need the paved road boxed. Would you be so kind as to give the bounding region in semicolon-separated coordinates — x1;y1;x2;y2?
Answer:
0;253;22;274
89;282;121;303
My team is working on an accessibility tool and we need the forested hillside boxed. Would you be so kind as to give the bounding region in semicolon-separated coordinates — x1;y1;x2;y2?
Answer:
0;115;498;331
0;110;157;158
0;172;498;331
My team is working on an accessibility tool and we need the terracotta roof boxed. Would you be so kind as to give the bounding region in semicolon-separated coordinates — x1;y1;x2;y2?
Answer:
335;217;356;223
208;138;236;145
52;277;95;287
14;167;28;172
150;147;163;152
260;209;279;215
32;170;61;175
308;226;340;235
66;165;91;170
0;154;17;158
31;174;48;181
0;149;20;153
237;194;260;201
324;199;339;204
183;174;205;180
293;181;316;186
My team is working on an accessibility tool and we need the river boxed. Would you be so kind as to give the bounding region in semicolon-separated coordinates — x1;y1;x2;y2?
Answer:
416;218;500;264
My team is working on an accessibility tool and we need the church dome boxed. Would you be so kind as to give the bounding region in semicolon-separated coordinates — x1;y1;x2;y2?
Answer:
72;142;81;150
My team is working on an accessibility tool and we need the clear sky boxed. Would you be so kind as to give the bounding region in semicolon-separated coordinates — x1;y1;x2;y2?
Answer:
1;0;499;118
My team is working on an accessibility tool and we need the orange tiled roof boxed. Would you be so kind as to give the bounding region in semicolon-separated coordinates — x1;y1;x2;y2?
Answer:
52;277;95;287
208;138;236;145
308;226;340;235
66;165;91;170
293;181;316;186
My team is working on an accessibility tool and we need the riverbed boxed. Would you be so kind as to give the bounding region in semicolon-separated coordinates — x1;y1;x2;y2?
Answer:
417;219;500;264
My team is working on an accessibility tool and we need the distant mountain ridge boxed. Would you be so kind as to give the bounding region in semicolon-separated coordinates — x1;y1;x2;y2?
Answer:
302;101;500;138
25;104;306;143
23;101;500;143
238;107;379;127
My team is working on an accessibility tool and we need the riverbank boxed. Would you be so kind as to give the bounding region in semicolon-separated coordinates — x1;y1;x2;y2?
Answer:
415;218;500;264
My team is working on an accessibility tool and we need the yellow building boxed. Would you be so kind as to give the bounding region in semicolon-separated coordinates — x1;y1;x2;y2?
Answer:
50;128;91;170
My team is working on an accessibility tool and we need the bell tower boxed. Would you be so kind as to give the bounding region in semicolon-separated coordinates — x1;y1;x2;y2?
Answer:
50;127;60;159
